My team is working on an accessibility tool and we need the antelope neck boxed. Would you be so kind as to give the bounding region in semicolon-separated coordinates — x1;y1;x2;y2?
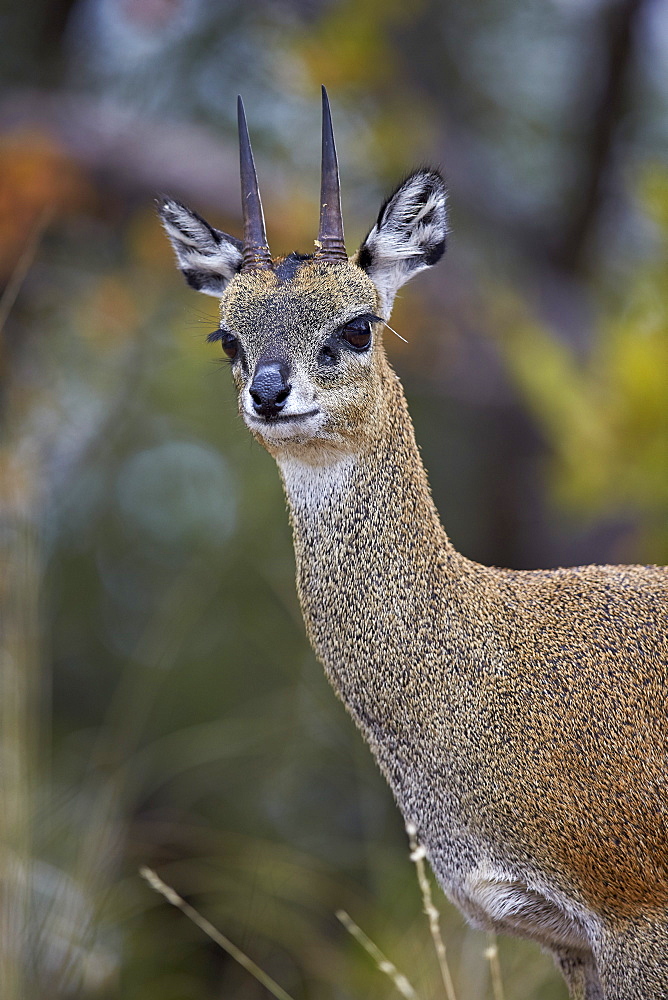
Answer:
276;373;462;726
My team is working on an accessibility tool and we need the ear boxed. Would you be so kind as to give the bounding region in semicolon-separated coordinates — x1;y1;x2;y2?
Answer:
158;197;244;296
354;169;448;316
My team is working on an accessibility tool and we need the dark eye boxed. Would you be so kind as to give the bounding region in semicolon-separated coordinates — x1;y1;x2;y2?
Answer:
207;328;240;360
339;317;372;352
220;331;239;360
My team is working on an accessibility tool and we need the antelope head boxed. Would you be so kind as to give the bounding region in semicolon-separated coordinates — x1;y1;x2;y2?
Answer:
159;89;448;462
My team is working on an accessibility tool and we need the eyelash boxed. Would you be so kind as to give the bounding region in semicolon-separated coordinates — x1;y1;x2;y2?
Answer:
209;329;241;362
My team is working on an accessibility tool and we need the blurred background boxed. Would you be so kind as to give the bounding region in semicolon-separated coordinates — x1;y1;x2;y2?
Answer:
1;0;667;997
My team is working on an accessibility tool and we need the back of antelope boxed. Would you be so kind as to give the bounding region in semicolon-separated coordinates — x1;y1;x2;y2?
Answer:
159;89;668;999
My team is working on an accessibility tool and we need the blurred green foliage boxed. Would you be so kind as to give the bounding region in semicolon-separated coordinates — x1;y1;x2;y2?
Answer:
495;165;668;562
1;1;666;998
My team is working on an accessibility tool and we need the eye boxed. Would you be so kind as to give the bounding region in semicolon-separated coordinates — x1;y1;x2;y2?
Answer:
207;328;240;361
220;331;239;360
339;317;372;352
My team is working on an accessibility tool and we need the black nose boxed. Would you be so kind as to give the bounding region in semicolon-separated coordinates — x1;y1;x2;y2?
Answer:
249;361;291;418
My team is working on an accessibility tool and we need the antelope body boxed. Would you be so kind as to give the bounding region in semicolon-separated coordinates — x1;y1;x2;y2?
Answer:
159;91;668;999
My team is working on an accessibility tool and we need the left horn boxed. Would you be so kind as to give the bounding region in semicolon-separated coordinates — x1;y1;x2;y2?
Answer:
238;96;272;272
314;86;347;262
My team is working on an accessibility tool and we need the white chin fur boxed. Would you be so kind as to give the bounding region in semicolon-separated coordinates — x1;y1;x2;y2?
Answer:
243;410;325;441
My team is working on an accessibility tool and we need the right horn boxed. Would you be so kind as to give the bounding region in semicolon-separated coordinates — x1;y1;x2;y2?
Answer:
238;96;273;272
314;86;347;262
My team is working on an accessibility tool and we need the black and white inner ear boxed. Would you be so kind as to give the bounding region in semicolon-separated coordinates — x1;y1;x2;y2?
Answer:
158;197;244;296
355;169;448;316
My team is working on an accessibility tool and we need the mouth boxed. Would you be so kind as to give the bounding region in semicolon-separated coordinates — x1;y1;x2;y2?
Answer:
245;408;323;440
247;409;320;425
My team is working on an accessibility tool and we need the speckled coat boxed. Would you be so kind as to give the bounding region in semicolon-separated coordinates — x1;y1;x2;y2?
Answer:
160;159;668;1000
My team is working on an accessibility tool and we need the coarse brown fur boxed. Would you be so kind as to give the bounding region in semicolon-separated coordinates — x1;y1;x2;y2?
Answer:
160;147;668;999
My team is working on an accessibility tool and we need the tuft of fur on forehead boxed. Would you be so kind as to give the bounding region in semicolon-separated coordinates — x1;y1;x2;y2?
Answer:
355;169;448;317
158;197;244;296
274;252;313;282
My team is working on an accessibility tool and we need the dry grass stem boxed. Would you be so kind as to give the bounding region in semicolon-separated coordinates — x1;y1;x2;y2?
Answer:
484;932;506;1000
0;207;52;339
335;909;420;999
406;823;458;1000
140;867;297;1000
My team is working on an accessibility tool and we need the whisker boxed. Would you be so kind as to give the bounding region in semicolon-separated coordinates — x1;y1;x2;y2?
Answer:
204;358;230;376
188;304;220;321
379;318;408;344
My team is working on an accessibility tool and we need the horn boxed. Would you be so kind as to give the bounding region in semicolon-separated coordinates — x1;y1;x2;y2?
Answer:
238;96;272;272
315;86;347;262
